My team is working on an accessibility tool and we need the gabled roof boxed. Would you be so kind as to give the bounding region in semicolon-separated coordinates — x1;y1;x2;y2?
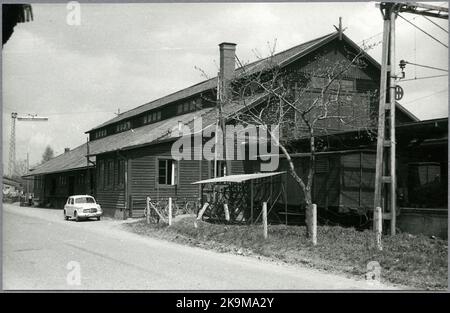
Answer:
87;31;339;132
28;31;422;177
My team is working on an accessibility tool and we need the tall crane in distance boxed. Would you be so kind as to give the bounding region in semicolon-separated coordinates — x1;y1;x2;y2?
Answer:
374;2;448;236
9;112;48;177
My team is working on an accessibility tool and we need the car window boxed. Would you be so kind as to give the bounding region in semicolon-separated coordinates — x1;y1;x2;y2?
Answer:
70;198;74;205
75;197;96;204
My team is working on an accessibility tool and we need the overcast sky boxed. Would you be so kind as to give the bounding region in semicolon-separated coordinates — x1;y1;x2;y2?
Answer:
2;2;448;167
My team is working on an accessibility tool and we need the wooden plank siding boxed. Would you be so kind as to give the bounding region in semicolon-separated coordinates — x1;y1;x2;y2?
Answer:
95;153;126;217
263;151;375;211
32;168;94;210
97;141;246;218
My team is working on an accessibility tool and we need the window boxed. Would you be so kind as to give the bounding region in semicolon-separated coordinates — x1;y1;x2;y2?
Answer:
211;161;227;178
76;174;84;185
98;160;105;189
158;159;178;185
106;160;114;187
143;111;162;125
407;162;444;207
177;99;202;115
116;121;131;133
95;129;107;139
114;159;125;186
75;196;96;204
118;159;125;185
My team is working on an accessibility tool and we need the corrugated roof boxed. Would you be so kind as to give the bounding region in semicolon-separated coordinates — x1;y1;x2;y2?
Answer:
192;172;286;184
24;93;266;177
2;176;23;187
28;31;411;177
87;92;267;156
87;32;339;132
25;144;94;177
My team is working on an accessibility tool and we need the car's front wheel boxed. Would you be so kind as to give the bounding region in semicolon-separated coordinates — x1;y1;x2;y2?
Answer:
64;210;69;220
74;211;80;222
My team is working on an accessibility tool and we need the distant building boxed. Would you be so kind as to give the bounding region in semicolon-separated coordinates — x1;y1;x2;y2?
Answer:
2;176;23;196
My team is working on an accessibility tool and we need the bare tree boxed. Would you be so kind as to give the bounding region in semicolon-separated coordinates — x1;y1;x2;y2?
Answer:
227;40;379;240
14;159;28;177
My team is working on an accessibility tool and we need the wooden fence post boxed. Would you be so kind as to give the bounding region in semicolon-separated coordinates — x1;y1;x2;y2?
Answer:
374;207;383;251
311;204;317;246
168;197;172;226
146;197;150;225
224;203;230;222
194;202;209;228
262;202;268;239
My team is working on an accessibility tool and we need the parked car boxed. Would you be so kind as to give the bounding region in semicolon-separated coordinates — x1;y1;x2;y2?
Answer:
64;195;102;221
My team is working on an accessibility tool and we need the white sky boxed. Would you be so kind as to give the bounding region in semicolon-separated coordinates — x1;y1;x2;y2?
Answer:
2;2;448;167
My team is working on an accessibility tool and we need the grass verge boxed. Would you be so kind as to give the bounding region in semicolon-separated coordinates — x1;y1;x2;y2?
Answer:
122;216;447;290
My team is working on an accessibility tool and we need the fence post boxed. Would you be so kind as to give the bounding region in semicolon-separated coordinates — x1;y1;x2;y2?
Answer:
262;202;268;239
374;207;383;251
168;197;172;226
194;202;209;228
224;203;230;222
311;204;317;246
146;197;150;225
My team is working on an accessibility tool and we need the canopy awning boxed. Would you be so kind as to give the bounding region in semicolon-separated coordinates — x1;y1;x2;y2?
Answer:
192;171;286;185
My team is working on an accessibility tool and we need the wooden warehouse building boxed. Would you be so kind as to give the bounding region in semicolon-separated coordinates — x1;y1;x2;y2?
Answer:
24;30;448;237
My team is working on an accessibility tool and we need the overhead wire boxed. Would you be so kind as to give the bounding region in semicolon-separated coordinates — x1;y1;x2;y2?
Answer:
403;60;448;72
422;15;448;33
400;74;448;82
398;13;448;48
401;89;448;105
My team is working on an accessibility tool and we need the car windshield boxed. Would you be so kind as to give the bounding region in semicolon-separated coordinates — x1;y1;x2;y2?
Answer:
75;197;96;204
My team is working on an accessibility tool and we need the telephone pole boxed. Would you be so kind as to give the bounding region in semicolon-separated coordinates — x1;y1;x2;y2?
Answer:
374;2;448;235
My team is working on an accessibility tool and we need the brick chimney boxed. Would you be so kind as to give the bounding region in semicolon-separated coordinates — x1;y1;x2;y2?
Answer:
64;148;70;153
219;42;236;101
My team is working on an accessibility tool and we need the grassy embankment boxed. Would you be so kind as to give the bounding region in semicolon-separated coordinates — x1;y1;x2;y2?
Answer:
123;216;447;290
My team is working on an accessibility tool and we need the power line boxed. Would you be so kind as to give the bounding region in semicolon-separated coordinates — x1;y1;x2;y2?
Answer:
403;60;448;72
422;15;448;33
398;14;448;48
402;88;448;105
400;73;448;82
357;32;383;45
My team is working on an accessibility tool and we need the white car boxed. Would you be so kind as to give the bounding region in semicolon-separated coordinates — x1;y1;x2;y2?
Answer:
64;195;103;221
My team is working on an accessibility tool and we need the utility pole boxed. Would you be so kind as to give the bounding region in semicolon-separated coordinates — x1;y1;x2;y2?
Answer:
374;2;448;236
26;152;29;194
9;113;17;177
9;112;48;177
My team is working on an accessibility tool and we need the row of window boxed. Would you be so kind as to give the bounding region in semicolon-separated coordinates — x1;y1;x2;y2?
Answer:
143;111;162;125
116;121;131;133
94;129;107;139
177;99;202;115
92;99;205;141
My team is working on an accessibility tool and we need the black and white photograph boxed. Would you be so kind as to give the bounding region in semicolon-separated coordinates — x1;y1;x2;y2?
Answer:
1;1;448;293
